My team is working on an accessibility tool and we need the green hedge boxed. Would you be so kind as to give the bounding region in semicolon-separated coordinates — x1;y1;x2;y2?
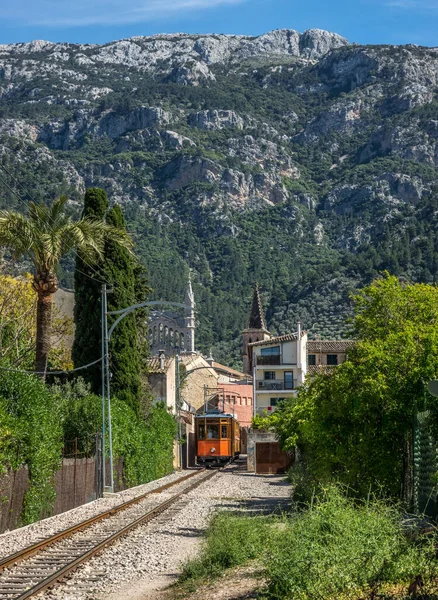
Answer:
55;378;177;486
0;374;176;526
0;372;63;524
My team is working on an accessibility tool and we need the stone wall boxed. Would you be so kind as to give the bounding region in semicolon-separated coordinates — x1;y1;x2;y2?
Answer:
180;355;218;411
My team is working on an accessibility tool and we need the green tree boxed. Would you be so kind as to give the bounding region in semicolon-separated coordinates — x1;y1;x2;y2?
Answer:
272;274;438;501
0;196;131;378
72;188;109;392
105;204;143;414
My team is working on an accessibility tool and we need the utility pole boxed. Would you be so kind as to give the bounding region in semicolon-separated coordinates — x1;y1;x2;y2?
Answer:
101;285;106;491
101;284;114;493
175;354;183;470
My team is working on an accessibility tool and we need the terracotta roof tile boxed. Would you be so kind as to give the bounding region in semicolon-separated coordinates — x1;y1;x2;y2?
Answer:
307;365;337;376
147;356;174;374
249;330;307;347
212;361;249;379
307;340;355;353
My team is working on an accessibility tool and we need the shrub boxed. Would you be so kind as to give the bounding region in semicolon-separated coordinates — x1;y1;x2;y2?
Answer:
0;372;63;523
266;487;436;600
56;379;177;487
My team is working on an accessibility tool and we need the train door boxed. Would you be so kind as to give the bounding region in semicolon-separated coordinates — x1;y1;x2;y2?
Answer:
220;418;231;456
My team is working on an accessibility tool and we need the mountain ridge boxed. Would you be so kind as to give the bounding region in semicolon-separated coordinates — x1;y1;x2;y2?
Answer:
0;29;437;366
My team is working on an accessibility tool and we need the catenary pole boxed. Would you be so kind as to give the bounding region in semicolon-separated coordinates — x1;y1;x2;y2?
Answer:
101;285;106;490
104;288;114;493
102;300;193;488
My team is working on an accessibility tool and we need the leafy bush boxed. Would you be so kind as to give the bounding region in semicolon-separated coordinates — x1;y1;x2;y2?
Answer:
266;487;436;599
0;372;63;523
272;276;438;501
55;379;177;487
0;375;176;527
111;397;176;486
179;487;438;600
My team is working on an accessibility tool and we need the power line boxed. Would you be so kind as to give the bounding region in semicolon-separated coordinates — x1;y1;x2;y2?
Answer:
0;163;114;288
0;355;104;375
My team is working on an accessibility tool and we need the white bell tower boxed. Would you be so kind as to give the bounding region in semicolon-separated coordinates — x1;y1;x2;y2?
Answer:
184;273;196;354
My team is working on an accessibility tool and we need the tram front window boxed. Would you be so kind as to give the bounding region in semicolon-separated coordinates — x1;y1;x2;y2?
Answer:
221;425;228;439
207;424;219;439
198;424;205;439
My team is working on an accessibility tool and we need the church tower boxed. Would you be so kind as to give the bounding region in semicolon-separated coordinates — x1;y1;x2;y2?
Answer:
242;282;271;374
184;273;196;354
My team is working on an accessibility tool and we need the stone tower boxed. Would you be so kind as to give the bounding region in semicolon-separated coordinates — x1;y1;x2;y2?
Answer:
184;273;196;354
242;282;271;374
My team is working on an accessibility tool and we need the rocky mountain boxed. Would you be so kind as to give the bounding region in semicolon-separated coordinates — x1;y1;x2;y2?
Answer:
0;29;437;366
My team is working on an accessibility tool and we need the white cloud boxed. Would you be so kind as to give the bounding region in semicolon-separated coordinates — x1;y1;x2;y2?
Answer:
3;0;247;27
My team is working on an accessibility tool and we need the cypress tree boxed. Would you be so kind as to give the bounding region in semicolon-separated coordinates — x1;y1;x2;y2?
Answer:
72;188;108;393
105;204;142;414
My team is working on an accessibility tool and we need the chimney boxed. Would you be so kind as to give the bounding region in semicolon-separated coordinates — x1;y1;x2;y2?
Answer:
207;349;214;367
158;350;166;371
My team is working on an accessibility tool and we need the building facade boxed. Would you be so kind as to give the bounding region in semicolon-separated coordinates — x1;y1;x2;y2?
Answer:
147;352;218;468
243;282;354;473
307;339;355;375
250;327;308;416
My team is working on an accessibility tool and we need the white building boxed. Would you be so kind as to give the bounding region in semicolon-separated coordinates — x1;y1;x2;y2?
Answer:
249;326;307;416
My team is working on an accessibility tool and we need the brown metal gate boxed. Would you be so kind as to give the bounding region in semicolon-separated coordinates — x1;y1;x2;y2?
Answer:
255;442;292;474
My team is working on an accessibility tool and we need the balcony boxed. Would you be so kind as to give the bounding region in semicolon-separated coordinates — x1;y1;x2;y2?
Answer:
257;380;294;391
256;355;281;366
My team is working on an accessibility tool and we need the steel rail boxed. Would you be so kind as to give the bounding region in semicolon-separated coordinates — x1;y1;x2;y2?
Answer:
0;469;205;573
8;469;217;600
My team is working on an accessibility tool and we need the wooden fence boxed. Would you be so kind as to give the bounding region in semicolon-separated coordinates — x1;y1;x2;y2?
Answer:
0;436;129;534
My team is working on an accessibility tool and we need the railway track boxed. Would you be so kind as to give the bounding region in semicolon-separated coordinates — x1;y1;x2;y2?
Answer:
0;468;217;599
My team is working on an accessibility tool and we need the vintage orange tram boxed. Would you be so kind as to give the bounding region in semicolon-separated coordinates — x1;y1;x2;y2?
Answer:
195;412;240;467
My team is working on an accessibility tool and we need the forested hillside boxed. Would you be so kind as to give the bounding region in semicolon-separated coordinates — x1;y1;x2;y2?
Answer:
0;30;437;366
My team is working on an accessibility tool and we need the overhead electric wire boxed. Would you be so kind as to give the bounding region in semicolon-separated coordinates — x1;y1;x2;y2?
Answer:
0;355;104;375
0;163;116;289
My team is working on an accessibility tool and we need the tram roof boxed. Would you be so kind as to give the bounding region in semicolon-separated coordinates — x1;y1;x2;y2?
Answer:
195;412;236;419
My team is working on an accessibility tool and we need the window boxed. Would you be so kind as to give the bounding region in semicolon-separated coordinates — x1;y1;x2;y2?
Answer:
261;346;280;356
207;424;219;439
327;354;338;366
221;425;228;439
308;354;316;366
270;397;286;407
284;371;294;390
198;424;205;439
264;371;276;380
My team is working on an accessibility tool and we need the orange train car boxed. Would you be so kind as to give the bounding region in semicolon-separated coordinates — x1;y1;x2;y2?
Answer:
195;413;241;467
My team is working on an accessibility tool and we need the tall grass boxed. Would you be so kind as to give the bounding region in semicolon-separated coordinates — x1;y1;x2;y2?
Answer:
266;487;437;599
179;487;438;599
180;512;272;582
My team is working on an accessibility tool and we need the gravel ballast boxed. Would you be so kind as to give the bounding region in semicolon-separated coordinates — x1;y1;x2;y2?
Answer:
0;470;193;560
32;462;291;600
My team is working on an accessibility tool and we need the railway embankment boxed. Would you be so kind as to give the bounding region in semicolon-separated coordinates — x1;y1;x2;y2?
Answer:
0;469;189;562
0;459;291;600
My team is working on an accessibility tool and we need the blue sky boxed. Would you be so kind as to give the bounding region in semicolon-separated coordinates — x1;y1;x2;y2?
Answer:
1;0;437;47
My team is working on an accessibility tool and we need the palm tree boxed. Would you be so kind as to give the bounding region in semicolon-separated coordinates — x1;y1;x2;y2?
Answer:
0;196;132;378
